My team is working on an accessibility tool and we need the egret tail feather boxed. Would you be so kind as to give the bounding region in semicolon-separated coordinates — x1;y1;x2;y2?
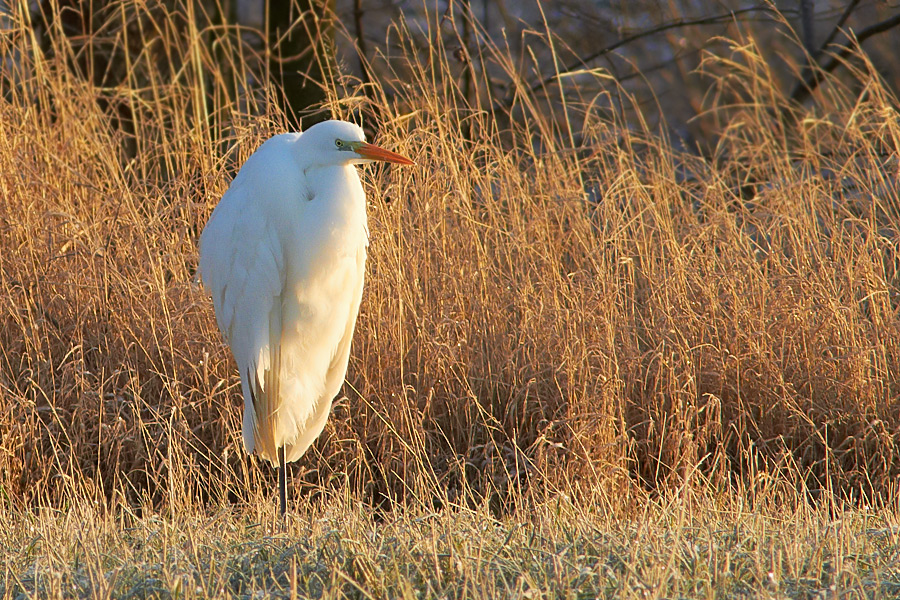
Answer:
247;359;279;463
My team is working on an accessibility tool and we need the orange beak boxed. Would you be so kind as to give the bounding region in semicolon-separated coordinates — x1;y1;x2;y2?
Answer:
352;142;415;165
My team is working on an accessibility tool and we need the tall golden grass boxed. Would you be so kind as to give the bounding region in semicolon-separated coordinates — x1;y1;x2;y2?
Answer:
0;0;898;513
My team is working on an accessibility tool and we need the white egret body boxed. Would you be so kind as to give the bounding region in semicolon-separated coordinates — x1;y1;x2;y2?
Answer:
199;120;412;515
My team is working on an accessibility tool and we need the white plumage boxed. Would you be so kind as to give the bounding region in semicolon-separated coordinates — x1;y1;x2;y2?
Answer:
198;120;412;514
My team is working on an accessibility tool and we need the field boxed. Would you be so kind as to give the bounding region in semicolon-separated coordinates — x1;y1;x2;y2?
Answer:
1;0;899;597
3;492;899;598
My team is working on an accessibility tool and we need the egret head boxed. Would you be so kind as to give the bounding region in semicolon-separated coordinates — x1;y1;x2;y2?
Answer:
299;120;414;167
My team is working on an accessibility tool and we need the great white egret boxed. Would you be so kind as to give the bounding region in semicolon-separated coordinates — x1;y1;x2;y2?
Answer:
199;120;413;516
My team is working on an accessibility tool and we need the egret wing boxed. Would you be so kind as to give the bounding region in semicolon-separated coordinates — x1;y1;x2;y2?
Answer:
199;177;286;461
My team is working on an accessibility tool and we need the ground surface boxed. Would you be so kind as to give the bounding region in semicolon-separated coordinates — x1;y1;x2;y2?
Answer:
4;492;899;599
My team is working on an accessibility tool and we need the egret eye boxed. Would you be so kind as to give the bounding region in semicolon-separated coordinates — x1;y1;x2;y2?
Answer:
335;139;344;148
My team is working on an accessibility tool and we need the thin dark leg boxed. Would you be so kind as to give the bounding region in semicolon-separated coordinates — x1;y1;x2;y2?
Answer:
278;445;287;518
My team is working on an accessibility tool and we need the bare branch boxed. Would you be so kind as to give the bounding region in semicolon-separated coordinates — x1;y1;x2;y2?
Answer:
495;6;782;110
790;11;900;105
812;0;861;61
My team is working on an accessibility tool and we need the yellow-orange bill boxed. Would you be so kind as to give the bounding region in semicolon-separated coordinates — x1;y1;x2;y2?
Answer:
355;142;415;165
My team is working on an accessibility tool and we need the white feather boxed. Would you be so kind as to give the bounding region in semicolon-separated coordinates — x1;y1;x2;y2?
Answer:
198;120;411;468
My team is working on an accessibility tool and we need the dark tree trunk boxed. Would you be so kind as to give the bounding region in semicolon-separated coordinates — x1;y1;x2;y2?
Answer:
267;0;335;129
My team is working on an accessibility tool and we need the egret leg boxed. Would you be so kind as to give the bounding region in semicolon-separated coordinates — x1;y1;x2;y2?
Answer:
278;445;287;517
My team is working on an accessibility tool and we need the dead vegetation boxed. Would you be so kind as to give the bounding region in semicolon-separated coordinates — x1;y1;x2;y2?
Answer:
0;0;898;517
5;490;900;599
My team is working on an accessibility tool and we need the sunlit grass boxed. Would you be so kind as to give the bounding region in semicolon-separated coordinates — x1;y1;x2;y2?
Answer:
4;490;900;599
0;3;899;596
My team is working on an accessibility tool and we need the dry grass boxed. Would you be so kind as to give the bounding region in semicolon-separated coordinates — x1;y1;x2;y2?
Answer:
4;490;900;599
0;0;898;521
